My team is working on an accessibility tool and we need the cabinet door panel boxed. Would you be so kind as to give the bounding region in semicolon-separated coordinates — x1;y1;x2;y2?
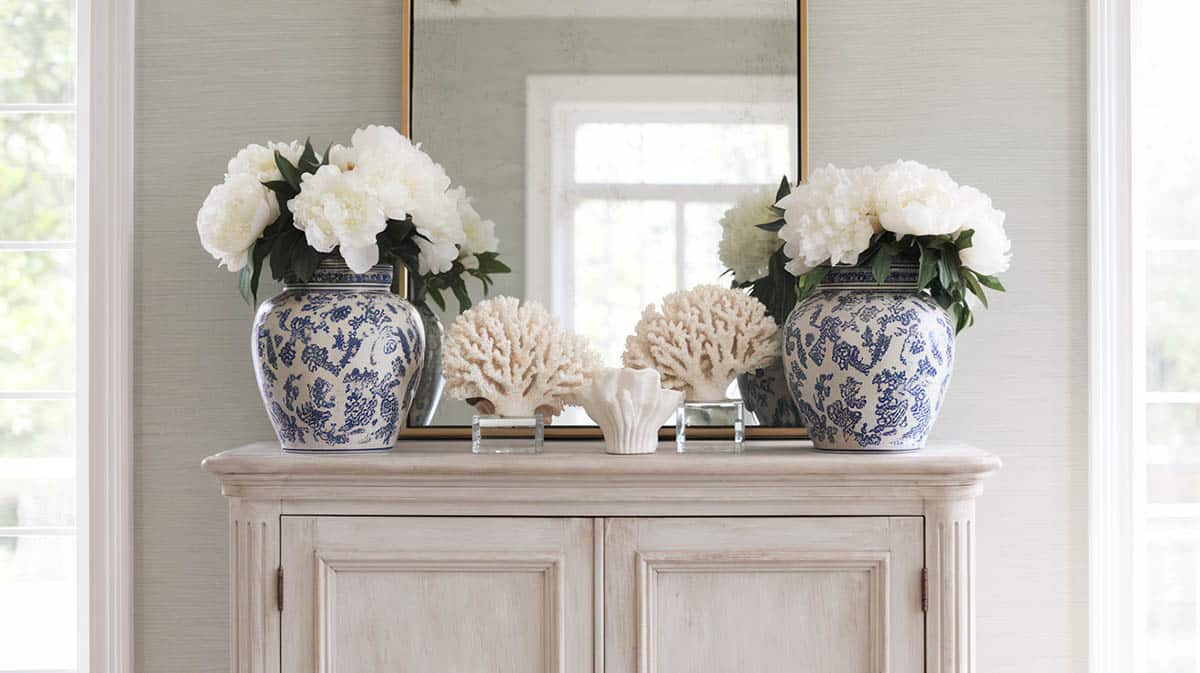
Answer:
605;517;923;673
282;517;594;673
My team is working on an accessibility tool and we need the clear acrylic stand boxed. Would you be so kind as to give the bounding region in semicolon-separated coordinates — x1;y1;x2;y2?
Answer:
675;400;745;454
472;413;545;454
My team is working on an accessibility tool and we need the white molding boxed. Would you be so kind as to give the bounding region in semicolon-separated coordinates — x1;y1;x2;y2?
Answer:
415;0;796;20
84;0;136;669
1088;0;1135;672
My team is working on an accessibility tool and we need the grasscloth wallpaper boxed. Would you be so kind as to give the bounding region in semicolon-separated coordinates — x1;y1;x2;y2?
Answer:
134;0;1086;670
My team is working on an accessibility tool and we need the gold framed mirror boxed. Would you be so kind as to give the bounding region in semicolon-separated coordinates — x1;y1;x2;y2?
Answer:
400;0;808;439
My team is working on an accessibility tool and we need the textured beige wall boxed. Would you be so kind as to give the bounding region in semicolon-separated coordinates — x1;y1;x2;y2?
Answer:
135;1;1086;671
806;3;1088;671
134;1;410;670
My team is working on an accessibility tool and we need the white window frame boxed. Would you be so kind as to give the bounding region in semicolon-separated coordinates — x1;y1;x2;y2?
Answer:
524;74;798;316
1089;0;1137;672
83;0;135;670
0;0;131;670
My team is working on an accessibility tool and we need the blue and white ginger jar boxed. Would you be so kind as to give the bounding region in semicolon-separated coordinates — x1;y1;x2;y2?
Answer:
783;262;954;451
252;260;424;452
737;357;802;427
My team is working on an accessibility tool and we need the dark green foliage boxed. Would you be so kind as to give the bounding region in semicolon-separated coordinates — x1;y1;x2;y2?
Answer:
731;177;793;325
420;251;512;313
790;228;1006;334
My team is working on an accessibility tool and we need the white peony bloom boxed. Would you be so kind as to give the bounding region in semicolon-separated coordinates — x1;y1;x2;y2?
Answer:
348;125;465;274
718;185;784;284
287;165;387;273
874;159;966;237
451;186;499;257
776;164;878;275
349;125;409;155
196;174;279;272
959;201;1012;275
325;144;356;171
413;212;464;274
226;140;305;183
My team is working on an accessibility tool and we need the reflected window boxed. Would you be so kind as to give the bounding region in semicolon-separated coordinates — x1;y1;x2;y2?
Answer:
527;75;797;372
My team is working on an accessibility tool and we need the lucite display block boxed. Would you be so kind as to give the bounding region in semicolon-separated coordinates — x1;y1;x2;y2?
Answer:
472;414;545;454
675;400;745;454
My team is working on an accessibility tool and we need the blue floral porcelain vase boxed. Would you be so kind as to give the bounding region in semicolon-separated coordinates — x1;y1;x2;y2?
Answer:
783;262;954;451
737;357;802;427
252;259;424;452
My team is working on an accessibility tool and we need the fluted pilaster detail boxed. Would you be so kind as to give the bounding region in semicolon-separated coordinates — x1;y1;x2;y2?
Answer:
229;499;281;673
925;498;977;673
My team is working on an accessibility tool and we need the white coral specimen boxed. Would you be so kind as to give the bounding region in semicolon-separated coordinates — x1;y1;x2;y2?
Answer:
622;285;779;402
443;296;602;418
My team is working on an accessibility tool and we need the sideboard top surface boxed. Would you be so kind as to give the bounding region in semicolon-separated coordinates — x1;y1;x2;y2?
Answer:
204;441;993;487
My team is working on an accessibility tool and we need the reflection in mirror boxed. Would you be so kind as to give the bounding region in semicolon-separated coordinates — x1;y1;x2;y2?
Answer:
411;0;801;428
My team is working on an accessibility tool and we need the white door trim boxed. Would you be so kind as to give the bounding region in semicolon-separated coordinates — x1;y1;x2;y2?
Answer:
1088;0;1136;672
84;0;136;669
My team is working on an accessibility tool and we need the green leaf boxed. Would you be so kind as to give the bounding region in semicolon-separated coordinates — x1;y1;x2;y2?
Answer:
917;244;937;290
796;265;830;302
297;138;319;175
774;175;791;204
955;228;976;250
755;219;786;233
270;229;303;280
475;251;511;275
962;270;989;308
975;273;1006;292
428;287;447;312
292;247;323;283
248;237;272;303
262;179;294;194
239;265;254;306
262;180;296;213
451;278;472;313
956;302;973;333
937;256;956;289
319;142;334;168
275;151;302;191
871;244;895;284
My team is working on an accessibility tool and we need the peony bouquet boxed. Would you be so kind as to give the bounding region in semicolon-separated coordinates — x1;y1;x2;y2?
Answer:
765;160;1011;332
718;178;797;324
196;125;509;309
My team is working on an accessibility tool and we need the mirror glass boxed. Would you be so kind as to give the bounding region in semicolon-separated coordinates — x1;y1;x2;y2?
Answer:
411;0;802;427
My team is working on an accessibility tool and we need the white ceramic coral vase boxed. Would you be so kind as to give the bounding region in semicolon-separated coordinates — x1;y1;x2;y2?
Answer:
782;263;955;451
252;259;425;452
577;368;683;455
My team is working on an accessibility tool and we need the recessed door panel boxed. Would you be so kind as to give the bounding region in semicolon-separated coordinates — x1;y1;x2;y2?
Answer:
605;517;924;673
282;517;594;673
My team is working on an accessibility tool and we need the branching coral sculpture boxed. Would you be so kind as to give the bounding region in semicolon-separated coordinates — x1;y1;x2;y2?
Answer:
443;296;602;418
622;285;779;402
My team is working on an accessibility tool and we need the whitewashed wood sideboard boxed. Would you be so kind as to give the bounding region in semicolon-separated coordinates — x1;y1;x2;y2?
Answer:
203;441;999;673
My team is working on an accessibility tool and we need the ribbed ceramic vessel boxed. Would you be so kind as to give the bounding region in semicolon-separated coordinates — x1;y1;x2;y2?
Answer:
737;356;802;426
252;260;424;452
783;262;954;452
576;368;683;455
